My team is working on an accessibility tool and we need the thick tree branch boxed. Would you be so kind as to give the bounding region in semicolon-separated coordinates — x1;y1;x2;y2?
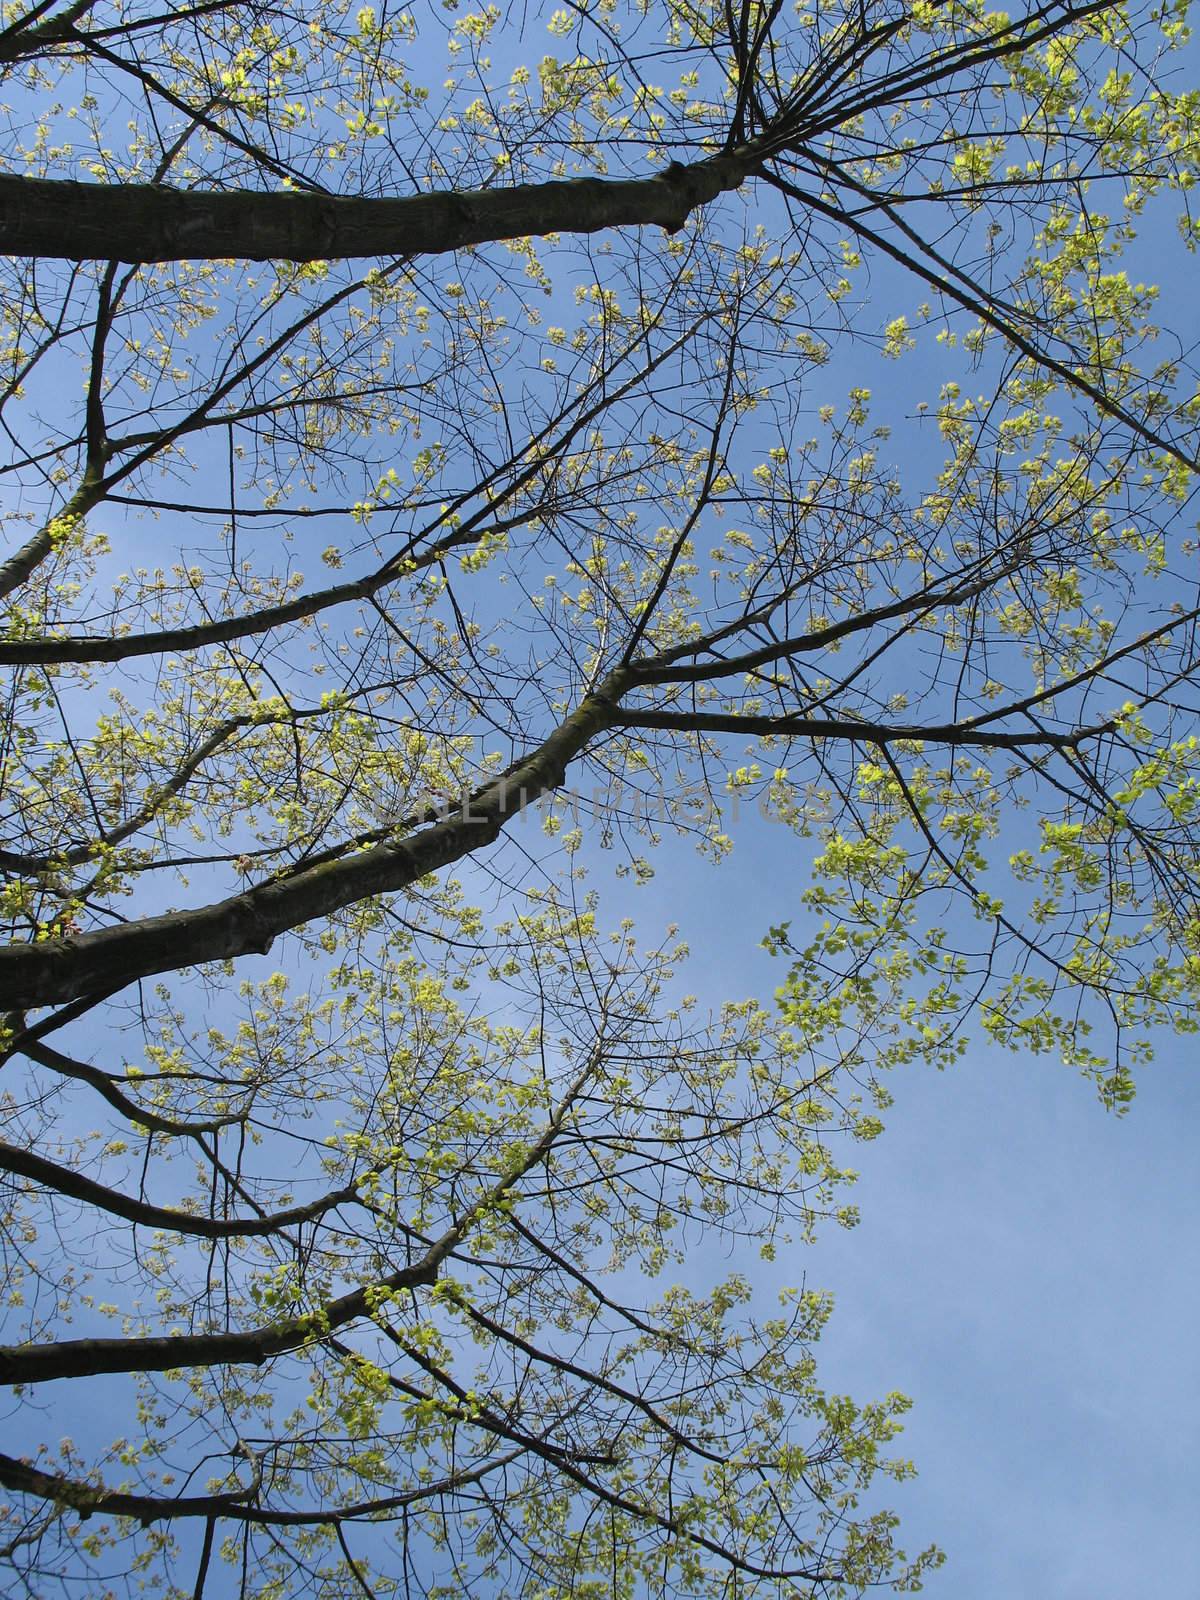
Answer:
0;1249;436;1384
0;1137;368;1239
0;481;102;604
0;0;95;62
0;1449;255;1523
0;670;632;1009
0;155;754;263
613;709;1104;747
0;1446;522;1526
0;1045;597;1383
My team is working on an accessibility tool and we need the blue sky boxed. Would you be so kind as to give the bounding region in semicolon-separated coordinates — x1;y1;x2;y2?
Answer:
799;1005;1200;1595
593;829;1200;1596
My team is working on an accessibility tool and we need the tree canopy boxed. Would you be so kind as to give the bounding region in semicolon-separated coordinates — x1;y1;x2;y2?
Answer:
0;0;1198;1593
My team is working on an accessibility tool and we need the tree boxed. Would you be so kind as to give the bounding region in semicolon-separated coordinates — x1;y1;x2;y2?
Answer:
0;0;1197;1592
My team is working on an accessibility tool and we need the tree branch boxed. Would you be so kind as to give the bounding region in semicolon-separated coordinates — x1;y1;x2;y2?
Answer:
0;1446;523;1527
613;709;1102;747
0;155;753;264
0;1042;600;1382
0;1136;367;1239
19;1037;244;1136
0;670;632;1009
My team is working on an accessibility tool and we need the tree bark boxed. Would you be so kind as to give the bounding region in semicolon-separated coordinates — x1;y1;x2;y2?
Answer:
0;154;752;263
